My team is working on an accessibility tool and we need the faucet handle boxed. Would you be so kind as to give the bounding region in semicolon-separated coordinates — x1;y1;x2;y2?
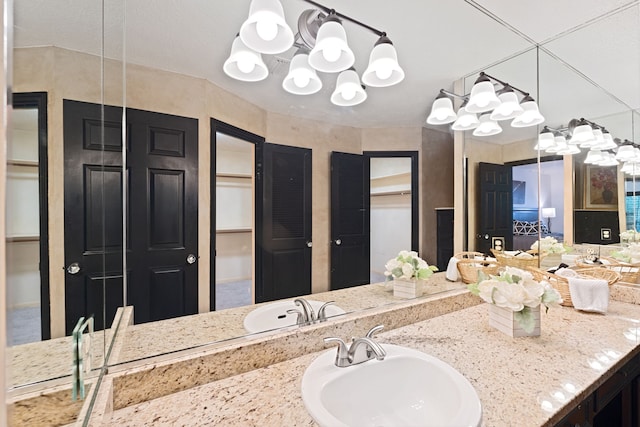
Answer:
286;309;305;325
317;301;336;321
324;337;350;367
365;324;384;338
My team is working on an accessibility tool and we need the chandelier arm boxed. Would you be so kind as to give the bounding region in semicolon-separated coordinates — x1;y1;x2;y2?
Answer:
300;0;386;37
440;89;468;101
480;71;530;98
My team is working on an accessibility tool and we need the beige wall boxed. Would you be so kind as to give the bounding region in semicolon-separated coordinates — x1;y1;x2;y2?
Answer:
14;46;453;336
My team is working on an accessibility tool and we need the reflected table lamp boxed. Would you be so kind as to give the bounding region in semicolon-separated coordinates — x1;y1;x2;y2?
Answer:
542;207;556;232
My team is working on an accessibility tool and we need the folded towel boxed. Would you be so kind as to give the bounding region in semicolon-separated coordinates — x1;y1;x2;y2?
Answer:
567;276;609;314
446;256;459;281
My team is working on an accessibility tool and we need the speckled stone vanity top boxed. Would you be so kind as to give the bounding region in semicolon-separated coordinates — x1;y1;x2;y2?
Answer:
107;299;640;427
114;274;464;364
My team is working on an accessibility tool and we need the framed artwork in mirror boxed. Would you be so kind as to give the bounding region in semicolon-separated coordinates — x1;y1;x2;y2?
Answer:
585;165;618;210
513;180;526;205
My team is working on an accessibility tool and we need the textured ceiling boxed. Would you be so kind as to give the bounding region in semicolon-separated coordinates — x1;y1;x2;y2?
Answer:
13;0;640;142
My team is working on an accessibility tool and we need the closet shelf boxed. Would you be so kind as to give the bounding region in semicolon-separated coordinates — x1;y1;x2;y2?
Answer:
371;190;412;197
216;228;252;234
8;160;38;167
216;173;252;179
7;235;39;242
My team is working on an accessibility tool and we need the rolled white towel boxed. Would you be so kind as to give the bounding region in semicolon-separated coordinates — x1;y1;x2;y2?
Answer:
446;256;459;281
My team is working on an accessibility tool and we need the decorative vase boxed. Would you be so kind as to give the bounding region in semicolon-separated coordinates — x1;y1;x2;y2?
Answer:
488;304;541;337
393;278;425;299
602;188;613;203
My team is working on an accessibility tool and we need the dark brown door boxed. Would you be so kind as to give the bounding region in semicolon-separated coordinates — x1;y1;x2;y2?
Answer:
63;101;199;333
330;152;370;290
258;143;312;302
477;162;513;254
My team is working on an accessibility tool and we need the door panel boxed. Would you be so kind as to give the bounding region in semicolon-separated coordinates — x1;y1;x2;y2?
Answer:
129;108;198;324
63;100;124;334
331;152;370;290
259;143;312;303
477;162;513;254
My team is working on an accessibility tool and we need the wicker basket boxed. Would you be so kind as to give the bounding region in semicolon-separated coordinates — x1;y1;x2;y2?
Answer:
527;266;620;307
491;249;546;269
575;256;640;284
455;252;500;284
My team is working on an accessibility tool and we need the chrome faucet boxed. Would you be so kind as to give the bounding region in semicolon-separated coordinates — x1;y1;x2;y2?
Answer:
324;325;386;367
294;298;315;323
288;298;336;325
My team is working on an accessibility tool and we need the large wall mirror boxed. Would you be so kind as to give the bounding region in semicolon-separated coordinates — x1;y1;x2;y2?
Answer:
457;4;640;256
6;1;640;422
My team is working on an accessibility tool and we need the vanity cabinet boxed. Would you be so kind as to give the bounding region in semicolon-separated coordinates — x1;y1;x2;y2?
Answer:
555;352;640;427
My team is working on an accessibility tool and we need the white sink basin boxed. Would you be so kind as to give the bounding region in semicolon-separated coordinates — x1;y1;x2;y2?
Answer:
301;344;482;427
243;300;345;333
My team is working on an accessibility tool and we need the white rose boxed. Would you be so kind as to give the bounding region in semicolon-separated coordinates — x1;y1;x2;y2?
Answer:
492;281;526;311
522;280;544;307
504;267;532;282
416;258;428;270
477;279;500;304
401;263;415;279
385;258;401;274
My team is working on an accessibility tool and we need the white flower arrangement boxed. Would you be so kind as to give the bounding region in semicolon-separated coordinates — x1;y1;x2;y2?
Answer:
530;236;568;254
468;267;563;333
620;229;640;243
611;242;640;264
384;250;438;281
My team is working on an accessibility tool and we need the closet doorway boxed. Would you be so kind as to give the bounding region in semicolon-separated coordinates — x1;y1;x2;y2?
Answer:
211;120;262;310
367;152;419;282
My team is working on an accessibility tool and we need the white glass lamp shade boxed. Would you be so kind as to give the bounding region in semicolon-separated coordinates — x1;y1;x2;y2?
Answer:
557;143;581;155
308;17;355;73
451;106;479;131
599;132;617;150
473;114;502;137
569;124;594;145
616;145;636;160
511;98;545;127
591;129;605;147
361;40;405;87
534;130;555;150
546;135;566;153
330;69;367;106
223;36;269;82
466;78;501;113
584;149;603;164
542;208;556;219
490;90;523;121
282;53;322;95
622;161;640;175
598;152;618;166
426;95;457;125
239;0;294;54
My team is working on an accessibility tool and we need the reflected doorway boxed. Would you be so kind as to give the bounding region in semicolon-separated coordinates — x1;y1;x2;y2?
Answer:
369;157;413;283
214;132;255;310
7;92;49;343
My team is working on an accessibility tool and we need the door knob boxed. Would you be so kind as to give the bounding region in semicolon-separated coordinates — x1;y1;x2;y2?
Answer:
66;262;81;275
306;241;313;248
335;239;342;246
186;254;197;265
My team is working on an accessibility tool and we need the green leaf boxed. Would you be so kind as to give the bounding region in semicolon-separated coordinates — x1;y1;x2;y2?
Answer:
514;307;535;333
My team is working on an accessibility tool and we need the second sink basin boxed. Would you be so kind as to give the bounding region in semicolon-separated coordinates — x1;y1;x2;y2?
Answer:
243;300;345;333
301;343;482;427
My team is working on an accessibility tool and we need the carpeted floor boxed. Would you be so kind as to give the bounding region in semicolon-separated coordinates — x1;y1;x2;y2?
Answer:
8;306;41;346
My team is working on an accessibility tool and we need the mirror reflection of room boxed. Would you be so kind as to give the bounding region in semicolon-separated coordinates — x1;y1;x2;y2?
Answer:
5;2;640;426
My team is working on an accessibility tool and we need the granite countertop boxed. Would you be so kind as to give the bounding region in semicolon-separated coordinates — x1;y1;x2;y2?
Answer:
114;273;464;364
107;299;640;426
